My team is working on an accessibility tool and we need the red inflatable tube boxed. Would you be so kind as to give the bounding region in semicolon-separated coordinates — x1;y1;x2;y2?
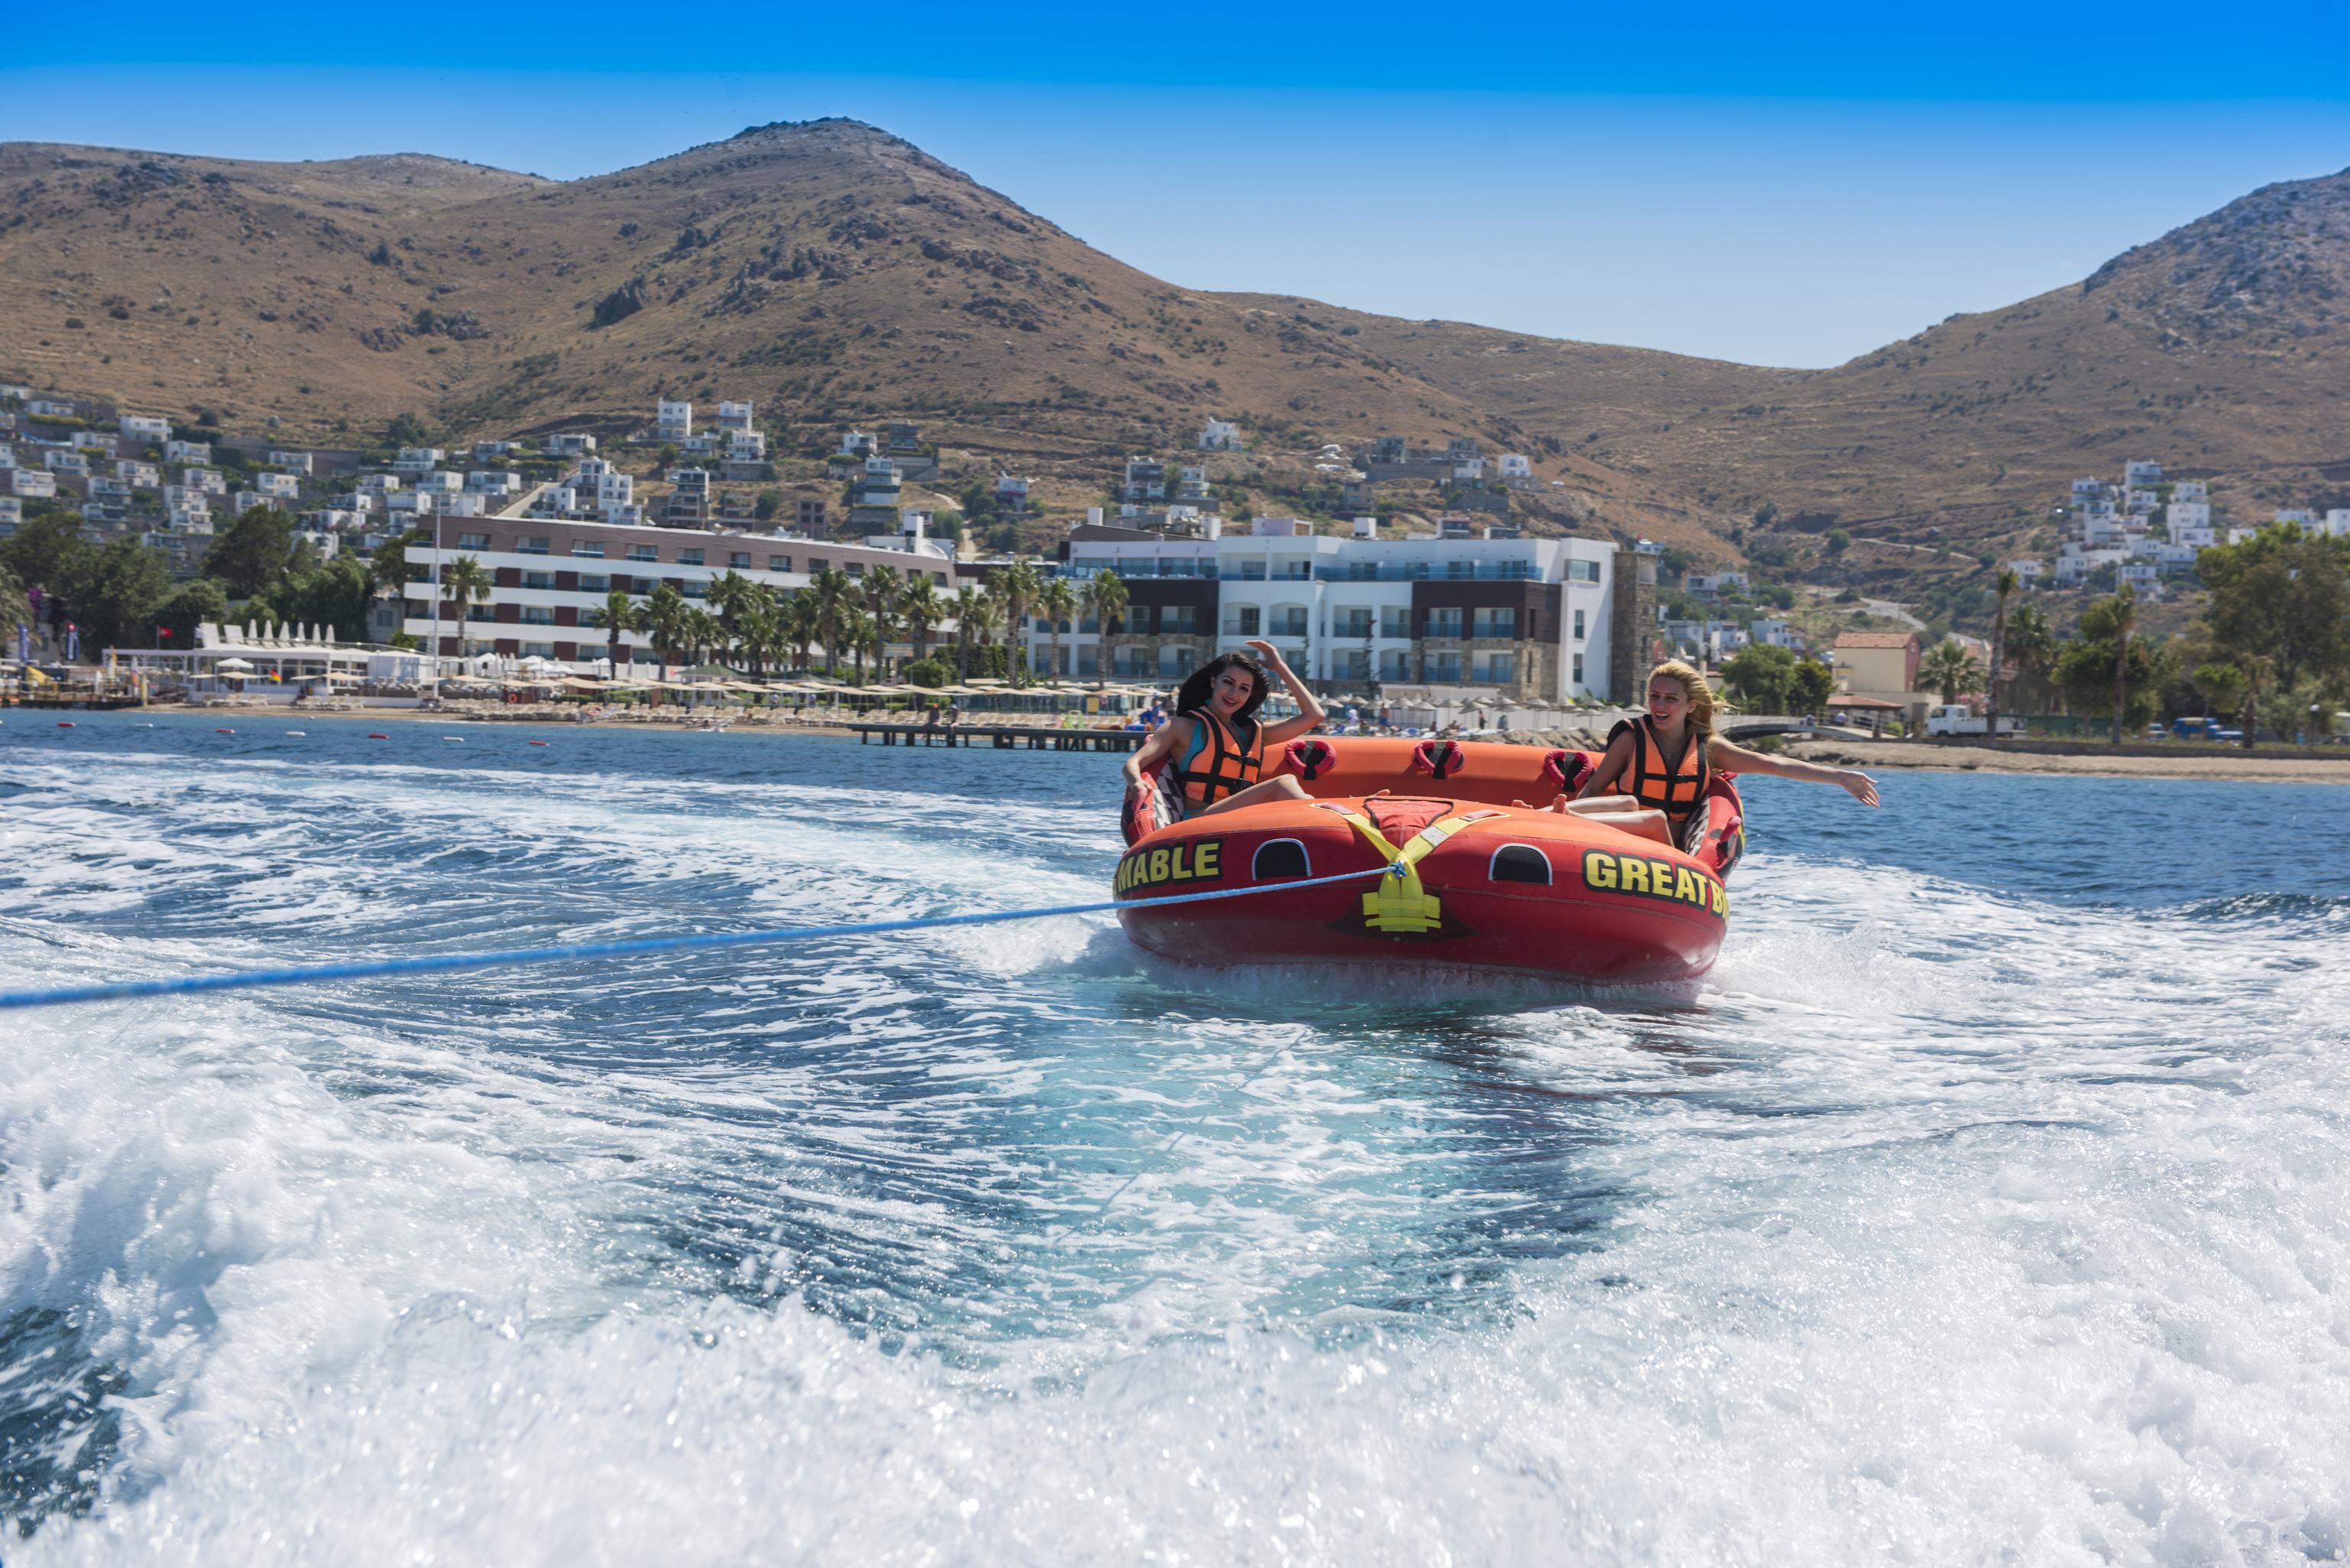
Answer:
1116;736;1743;985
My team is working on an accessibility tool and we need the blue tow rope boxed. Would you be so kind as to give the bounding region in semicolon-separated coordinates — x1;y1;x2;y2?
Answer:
0;867;1395;1013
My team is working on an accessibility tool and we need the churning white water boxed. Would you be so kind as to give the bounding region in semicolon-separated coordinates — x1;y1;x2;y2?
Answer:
1;716;2345;1565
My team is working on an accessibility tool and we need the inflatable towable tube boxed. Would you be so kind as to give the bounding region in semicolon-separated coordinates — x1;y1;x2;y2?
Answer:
1118;736;1743;985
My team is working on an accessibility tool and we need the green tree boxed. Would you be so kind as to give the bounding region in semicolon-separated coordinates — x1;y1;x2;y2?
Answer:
1825;529;1852;556
898;573;941;663
783;590;819;674
643;581;689;666
1036;577;1077;684
994;560;1043;686
707;570;761;634
597;587;645;675
0;560;31;644
1720;642;1798;713
203;506;298;598
2056;590;2165;741
754;490;784;522
438;555;495;651
950;583;996;685
0;509;93;598
1082;571;1130;686
1791;656;1835;714
2191;662;2246;720
1986;568;2018;734
1919;639;1984;704
151;577;229;651
864;564;903;677
807;568;853;675
58;538;171;651
2197;524;2350;693
257;556;371;641
386;412;431;447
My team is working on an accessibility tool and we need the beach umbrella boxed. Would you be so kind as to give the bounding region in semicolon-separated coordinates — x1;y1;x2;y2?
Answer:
215;657;254;672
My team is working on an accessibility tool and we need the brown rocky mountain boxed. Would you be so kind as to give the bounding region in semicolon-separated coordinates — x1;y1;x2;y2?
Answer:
5;120;2345;569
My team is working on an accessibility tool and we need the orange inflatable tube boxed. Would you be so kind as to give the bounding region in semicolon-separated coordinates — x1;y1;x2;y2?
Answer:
1116;736;1743;985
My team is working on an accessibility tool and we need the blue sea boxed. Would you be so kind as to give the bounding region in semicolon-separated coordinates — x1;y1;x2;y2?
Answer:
1;712;2345;1565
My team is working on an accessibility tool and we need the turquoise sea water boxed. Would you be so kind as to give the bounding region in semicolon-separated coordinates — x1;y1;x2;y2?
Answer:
2;713;2345;1564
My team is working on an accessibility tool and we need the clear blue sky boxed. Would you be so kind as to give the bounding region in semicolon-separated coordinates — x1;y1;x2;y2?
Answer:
7;0;2346;368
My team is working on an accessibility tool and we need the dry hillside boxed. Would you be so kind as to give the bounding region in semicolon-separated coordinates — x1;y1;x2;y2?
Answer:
5;121;2346;573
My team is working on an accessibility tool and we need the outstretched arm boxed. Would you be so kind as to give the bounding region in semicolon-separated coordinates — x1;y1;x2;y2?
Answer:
1710;739;1880;807
1247;639;1326;746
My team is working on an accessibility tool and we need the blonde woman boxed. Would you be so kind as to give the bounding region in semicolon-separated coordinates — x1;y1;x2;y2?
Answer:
1574;660;1879;836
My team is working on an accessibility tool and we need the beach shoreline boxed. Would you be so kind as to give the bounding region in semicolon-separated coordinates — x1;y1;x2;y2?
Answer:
1786;739;2350;785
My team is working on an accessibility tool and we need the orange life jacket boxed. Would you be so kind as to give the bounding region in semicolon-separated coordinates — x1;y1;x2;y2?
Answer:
1177;706;1264;808
1612;714;1709;822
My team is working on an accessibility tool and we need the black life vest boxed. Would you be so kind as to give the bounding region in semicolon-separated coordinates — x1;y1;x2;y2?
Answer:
1610;714;1709;823
1177;706;1264;808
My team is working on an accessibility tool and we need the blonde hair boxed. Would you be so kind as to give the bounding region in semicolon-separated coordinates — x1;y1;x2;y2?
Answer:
1647;659;1719;740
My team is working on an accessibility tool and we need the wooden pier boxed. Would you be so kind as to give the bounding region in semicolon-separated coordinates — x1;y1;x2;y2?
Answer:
851;723;1145;753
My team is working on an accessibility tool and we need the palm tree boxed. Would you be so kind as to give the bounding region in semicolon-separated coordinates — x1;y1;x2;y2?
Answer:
597;587;644;678
950;584;995;684
1986;566;2018;737
643;582;690;668
683;607;727;668
1919;639;1984;705
2107;585;2137;745
734;603;776;680
708;570;761;637
898;574;941;663
1081;570;1129;686
994;560;1043;686
783;591;819;675
1036;576;1077;685
2003;600;2055;712
809;568;853;678
439;555;494;653
864;565;903;681
838;607;877;682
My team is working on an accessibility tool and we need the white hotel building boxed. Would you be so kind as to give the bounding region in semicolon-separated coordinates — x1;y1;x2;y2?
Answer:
399;515;955;665
1027;519;1634;704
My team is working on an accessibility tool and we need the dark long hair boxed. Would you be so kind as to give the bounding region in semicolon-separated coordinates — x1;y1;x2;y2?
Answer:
1175;651;1271;726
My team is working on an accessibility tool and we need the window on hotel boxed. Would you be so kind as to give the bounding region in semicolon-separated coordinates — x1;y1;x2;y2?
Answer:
678;549;705;566
456;532;490;551
1161;606;1197;634
1334;608;1373;639
729;551;750;568
572;541;605;558
1379;649;1409;681
769;555;791;571
1381;607;1411;639
1425;608;1463;638
1267;608;1307;638
522;607;555;626
517;536;549;555
1572;653;1585;685
1568;559;1600;583
1479;652;1515;683
521;642;555;659
465;606;496;623
846;563;864;577
627;545;658;561
681;581;706;599
579;574;610;593
1227;605;1260;636
1473;608;1515;639
522;571;555;590
1573;608;1586;641
807;558;827;572
1427;652;1462;682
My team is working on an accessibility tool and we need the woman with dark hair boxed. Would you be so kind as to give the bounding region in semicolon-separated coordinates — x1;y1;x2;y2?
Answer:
1121;639;1326;818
